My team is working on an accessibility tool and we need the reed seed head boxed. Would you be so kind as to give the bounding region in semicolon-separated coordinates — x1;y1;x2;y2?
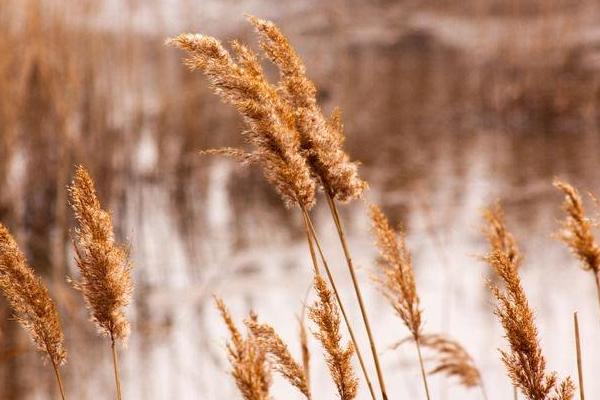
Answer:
248;16;367;203
167;32;316;209
486;251;574;400
309;275;358;400
215;298;272;400
554;179;600;273
369;204;422;339
482;203;522;268
246;318;310;399
68;165;133;342
0;224;66;366
419;334;482;388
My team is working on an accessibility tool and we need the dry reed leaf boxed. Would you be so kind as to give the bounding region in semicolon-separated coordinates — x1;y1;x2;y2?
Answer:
215;297;272;400
309;275;358;400
486;251;575;400
166;32;316;209
554;179;600;273
0;224;66;366
369;204;421;339
246;318;310;398
248;16;367;203
68;165;133;341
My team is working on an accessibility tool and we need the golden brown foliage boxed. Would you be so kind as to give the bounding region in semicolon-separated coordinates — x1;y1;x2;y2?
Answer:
248;16;367;203
486;251;575;400
554;179;600;273
369;204;422;339
418;334;481;388
166;31;316;209
0;224;66;366
215;298;272;400
247;318;310;398
68;165;133;341
309;275;358;400
482;203;523;268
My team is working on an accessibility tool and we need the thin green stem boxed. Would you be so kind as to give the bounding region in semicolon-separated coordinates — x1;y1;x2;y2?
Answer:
302;208;377;400
326;193;388;400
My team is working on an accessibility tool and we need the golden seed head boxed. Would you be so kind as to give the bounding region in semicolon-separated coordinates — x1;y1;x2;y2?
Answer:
0;224;66;366
68;165;134;341
554;179;600;273
369;204;422;339
167;32;316;209
248;16;367;202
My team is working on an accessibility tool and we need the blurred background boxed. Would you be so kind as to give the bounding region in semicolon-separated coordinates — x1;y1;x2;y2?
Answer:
1;0;600;398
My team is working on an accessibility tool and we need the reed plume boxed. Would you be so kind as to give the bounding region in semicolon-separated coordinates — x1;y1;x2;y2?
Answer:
215;298;272;400
0;223;67;399
483;203;522;268
248;16;367;202
309;275;358;400
166;31;316;209
368;203;430;399
486;251;575;400
247;318;310;399
553;179;600;311
68;165;133;400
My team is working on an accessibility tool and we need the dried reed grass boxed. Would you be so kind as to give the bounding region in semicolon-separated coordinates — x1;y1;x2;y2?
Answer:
553;179;600;312
68;165;133;400
215;298;272;400
0;223;66;399
483;203;523;268
368;204;429;399
247;318;310;399
486;251;575;400
309;275;358;400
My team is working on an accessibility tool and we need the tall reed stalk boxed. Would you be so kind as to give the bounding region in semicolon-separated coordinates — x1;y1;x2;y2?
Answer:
325;193;388;400
302;208;377;400
573;312;584;400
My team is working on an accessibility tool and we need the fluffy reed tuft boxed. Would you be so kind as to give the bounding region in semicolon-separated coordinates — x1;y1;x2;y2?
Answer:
486;251;575;400
0;223;66;367
483;203;522;268
309;275;358;400
248;16;367;202
553;180;600;274
68;165;133;341
418;334;482;389
215;298;272;400
247;318;310;399
369;204;421;339
166;30;316;209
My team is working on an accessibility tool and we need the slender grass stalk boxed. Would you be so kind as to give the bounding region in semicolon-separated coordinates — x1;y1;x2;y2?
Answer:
111;334;123;400
301;208;377;400
415;338;432;400
513;386;518;400
49;351;66;400
574;312;584;400
325;193;388;400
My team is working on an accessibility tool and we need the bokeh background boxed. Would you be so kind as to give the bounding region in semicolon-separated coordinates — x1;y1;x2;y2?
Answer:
1;0;600;398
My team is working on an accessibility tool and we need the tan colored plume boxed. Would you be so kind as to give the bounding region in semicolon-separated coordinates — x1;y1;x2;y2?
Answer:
482;203;522;268
247;317;310;399
309;275;358;400
369;204;421;339
0;223;66;367
248;16;367;203
166;31;316;209
68;165;133;341
215;298;272;400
